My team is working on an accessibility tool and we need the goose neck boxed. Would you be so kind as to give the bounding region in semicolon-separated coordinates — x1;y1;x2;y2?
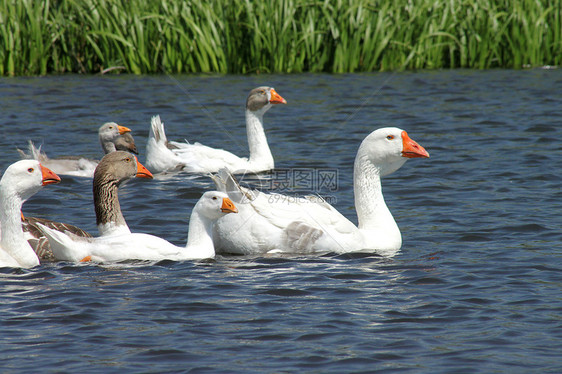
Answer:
101;141;117;154
94;178;129;236
0;189;38;267
184;211;215;259
246;109;274;167
353;153;396;231
0;190;24;242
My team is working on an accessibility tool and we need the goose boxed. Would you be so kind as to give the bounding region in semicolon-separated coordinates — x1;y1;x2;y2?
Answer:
0;160;61;268
211;127;429;256
145;86;286;174
19;122;138;178
38;191;238;263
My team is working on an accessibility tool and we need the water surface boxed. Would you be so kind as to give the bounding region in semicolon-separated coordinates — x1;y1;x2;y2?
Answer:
1;70;561;372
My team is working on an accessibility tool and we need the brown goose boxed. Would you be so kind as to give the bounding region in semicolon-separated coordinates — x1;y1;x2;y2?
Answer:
21;151;153;261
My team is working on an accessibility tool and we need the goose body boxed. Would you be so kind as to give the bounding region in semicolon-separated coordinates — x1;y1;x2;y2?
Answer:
19;123;138;178
0;160;61;268
145;87;286;174
212;128;429;256
39;191;238;263
22;215;92;262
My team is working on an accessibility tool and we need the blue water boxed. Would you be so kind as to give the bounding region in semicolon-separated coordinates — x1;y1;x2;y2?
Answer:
1;70;561;373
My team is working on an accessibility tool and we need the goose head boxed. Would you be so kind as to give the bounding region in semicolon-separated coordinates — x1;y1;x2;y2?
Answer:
360;127;429;176
195;191;238;221
99;122;134;154
113;131;138;154
1;160;60;202
246;86;287;114
94;151;153;187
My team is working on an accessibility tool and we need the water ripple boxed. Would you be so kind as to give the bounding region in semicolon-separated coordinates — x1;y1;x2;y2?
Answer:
0;70;561;372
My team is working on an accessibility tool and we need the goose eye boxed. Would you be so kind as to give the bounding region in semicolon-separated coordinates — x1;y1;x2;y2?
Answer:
27;168;34;173
125;158;132;163
212;196;218;200
386;135;395;140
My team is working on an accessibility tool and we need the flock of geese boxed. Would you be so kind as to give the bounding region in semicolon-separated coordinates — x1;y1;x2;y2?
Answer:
1;86;429;268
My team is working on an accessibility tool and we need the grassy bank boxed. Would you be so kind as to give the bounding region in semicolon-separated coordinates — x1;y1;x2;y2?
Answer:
1;0;561;75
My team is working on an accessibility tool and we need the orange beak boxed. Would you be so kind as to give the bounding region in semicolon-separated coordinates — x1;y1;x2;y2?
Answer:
40;164;61;185
118;125;132;134
401;131;430;158
221;197;238;214
269;88;287;105
135;157;154;179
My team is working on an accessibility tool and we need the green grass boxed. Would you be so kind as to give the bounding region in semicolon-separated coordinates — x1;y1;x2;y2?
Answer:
1;0;561;75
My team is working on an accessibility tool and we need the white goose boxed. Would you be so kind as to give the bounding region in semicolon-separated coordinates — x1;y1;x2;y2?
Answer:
39;191;238;263
211;127;429;256
0;160;61;268
37;152;237;262
19;122;138;178
145;86;286;174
